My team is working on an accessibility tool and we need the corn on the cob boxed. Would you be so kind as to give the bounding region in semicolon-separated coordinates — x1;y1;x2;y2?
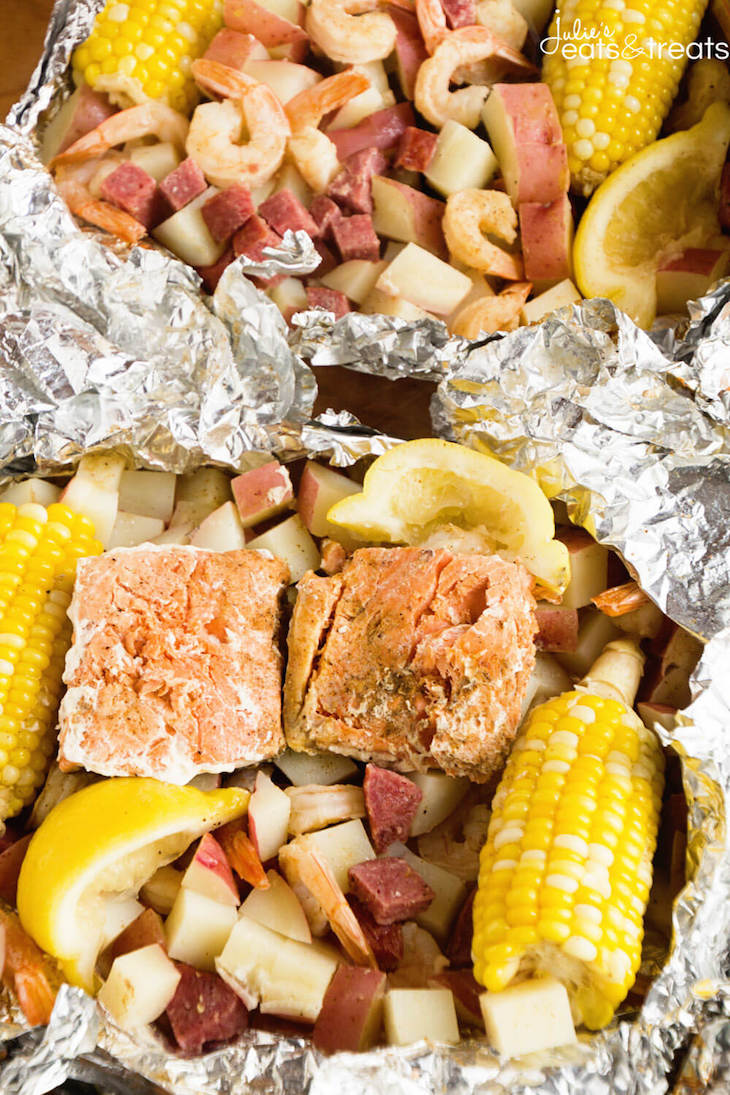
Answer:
0;502;102;824
472;639;665;1030
72;0;224;115
542;0;709;196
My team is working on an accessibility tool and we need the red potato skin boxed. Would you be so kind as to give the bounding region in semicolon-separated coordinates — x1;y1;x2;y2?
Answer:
306;287;352;319
535;604;579;653
105;908;167;966
372;175;447;260
388;7;428;100
312;965;386;1053
348;896;404;970
430;969;483;1026
446;887;475;968
195;248;234;293
187;832;240;903
519;194;573;282
203;28;266;69
58;84;117;155
232;461;294;524
490;83;563;146
166;962;248;1054
512;143;570;204
0;834;32;906
395;128;438;173
224;0;307;45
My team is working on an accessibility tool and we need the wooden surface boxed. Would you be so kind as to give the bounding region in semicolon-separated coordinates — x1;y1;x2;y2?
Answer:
1;0;435;438
1;0;55;120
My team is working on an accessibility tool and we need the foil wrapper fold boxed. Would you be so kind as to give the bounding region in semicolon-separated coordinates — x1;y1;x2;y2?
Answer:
3;2;730;1092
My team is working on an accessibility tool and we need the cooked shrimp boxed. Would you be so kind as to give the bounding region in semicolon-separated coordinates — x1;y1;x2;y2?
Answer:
450;281;532;337
0;905;59;1027
415;0;447;53
54;160;147;245
286;784;365;835
191;57;259;101
285;71;370;191
216;819;270;890
186;96;289;189
277;845;330;936
51;101;189;166
278;837;376;966
306;0;397;63
417;801;490;882
414;25;534;128
443;188;523;278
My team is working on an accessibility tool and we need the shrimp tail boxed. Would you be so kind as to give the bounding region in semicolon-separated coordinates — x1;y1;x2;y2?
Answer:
72;199;147;245
0;906;60;1027
192;58;259;100
13;967;57;1028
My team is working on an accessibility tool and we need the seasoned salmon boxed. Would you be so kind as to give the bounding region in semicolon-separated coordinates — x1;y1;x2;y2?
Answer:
284;547;537;781
58;545;289;783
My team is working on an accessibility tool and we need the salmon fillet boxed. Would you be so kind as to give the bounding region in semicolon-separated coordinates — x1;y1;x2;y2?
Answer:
58;545;289;783
284;547;537;781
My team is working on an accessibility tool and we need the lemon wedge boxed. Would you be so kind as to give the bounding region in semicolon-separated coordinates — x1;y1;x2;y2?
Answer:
573;101;730;329
16;778;248;993
326;438;570;598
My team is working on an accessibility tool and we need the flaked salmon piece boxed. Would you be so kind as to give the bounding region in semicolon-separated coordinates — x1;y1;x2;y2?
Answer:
283;547;537;782
58;545;289;783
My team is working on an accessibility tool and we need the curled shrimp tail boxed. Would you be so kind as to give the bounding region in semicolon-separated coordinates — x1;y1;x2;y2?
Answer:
416;0;448;53
51;101;189;167
1;906;59;1027
192;58;259;100
285;70;370;131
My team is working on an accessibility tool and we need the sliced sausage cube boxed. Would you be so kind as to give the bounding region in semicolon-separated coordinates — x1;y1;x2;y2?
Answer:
195;248;235;293
309;195;343;241
201;186;255;243
305;287;351;319
159;157;208;213
395;127;438;173
166;962;248;1053
348;895;404;971
100;162;160;229
327;147;388;215
331;214;380;263
348;857;434;925
258;188;320;239
363;764;423;852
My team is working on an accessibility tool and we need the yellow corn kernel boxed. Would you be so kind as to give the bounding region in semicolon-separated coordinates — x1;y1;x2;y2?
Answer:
473;654;665;1031
0;503;101;825
72;0;224;114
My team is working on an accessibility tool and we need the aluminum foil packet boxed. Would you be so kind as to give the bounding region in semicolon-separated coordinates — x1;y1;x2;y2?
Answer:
4;1;730;1093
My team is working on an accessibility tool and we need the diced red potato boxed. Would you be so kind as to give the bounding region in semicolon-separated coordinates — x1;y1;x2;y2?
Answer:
201;186;255;244
313;966;386;1052
535;603;579;653
445;887;475;968
320;259;388;305
363;764;423;852
313;240;339;277
384;987;459;1046
42;84;117;162
554;608;620;679
348;857;434;924
117;469;176;524
309;195;343;241
361;289;432;320
371;176;447;259
329;103;416;162
159;157;208;213
407;771;470;837
556;527;609;610
99;162;161;230
348;896;404;971
181;833;240;907
248;770;292;863
395;128;438;173
424;120;498;197
224;0;308;45
306;287;352;319
274;749;359;787
247;513;320;583
479;977;576;1057
328;84;396;133
520;278;582;325
519;194;574;284
272;162;312;209
242;59;321;104
481;83;568;205
388;7;428;99
166;962;249;1053
332;214;381;263
189;500;248;550
165;888;238;972
231;460;294;528
129;142;181;183
105;908;167;971
442;0;476;27
296;460;361;541
430;969;483;1027
240;869;312;942
154;188;226;269
656;248;730;314
376;243;472;315
301;819;375;893
60;451;125;549
259;189;320;239
387;844;467;942
196;248;235;293
269;275;309;321
637;701;677;732
0;477;62;507
204;27;269;68
639;624;703;709
0;834;32;906
172;468;233;527
108;511;165;549
99;944;181;1030
327;148;388;215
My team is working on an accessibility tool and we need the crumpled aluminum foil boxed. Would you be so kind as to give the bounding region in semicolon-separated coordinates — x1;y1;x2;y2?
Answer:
4;2;730;1093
